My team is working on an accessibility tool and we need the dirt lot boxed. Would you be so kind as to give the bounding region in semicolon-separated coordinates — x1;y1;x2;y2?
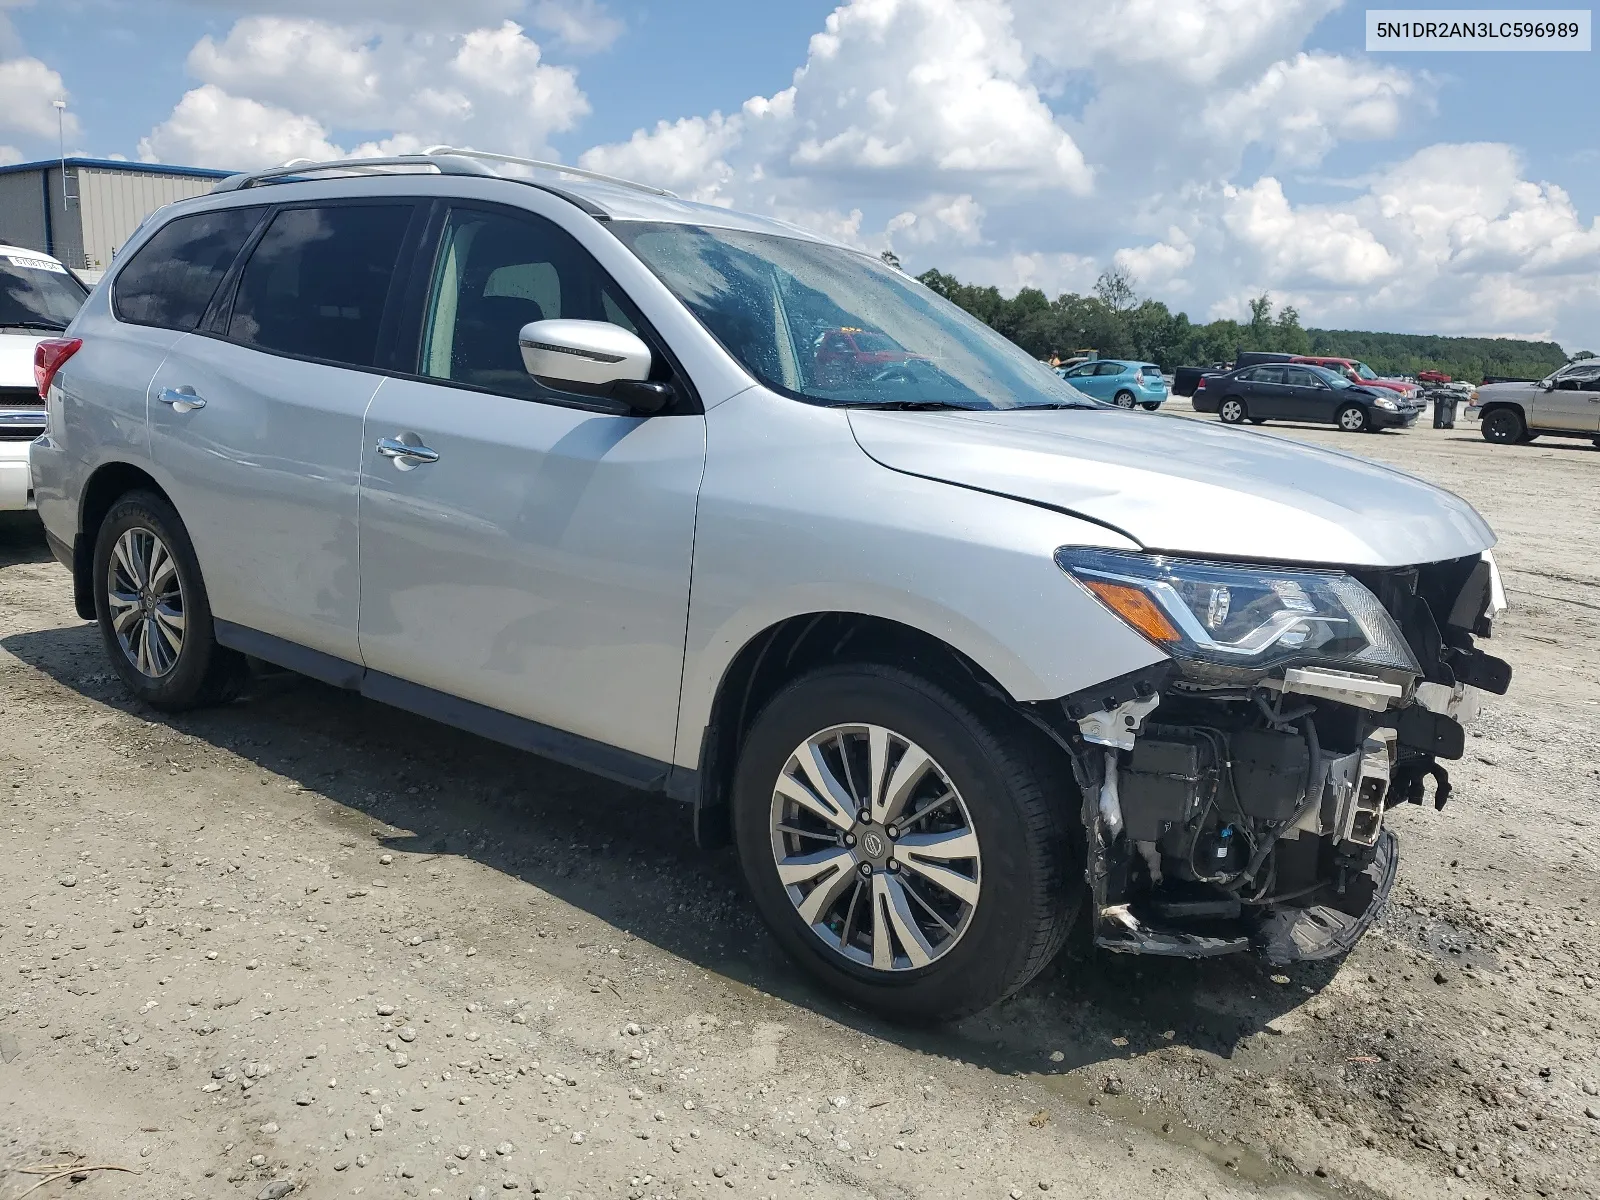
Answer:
1;409;1597;1200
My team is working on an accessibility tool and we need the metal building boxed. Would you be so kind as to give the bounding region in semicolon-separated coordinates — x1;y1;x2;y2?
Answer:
0;157;233;283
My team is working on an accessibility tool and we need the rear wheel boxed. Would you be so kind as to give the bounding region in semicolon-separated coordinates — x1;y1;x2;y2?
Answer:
93;491;244;710
732;665;1078;1022
1139;401;1160;411
1481;407;1524;444
1218;397;1247;424
1112;390;1137;409
1336;404;1370;433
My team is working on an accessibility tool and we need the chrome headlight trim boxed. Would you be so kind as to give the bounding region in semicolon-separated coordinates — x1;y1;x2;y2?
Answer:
1055;548;1421;684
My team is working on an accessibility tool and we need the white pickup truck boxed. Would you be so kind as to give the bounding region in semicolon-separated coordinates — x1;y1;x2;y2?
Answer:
1468;360;1600;447
1;243;90;510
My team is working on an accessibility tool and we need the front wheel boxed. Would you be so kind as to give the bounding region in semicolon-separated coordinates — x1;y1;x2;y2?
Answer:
1112;390;1137;409
1336;404;1370;433
1481;407;1524;444
1218;397;1247;424
93;490;244;710
732;666;1077;1022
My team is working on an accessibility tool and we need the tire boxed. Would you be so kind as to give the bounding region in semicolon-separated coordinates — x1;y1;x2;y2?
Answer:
1218;397;1247;424
732;665;1079;1022
1139;401;1160;412
1481;407;1524;444
1248;417;1267;425
93;490;244;711
1336;404;1370;433
1112;390;1137;409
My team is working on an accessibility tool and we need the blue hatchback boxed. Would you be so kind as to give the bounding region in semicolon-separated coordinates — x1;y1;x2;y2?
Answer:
1056;359;1169;409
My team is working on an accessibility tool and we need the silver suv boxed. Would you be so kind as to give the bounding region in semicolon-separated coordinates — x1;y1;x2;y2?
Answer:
31;150;1513;1020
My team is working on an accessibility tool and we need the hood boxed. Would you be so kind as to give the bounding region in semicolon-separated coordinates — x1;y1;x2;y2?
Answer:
0;331;49;391
848;408;1495;568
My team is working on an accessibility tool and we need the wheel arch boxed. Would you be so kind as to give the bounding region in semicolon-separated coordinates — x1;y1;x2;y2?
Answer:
1477;400;1527;421
71;461;173;621
688;612;1026;847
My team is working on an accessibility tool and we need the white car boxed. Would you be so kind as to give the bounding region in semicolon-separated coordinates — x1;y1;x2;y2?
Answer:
1;243;89;510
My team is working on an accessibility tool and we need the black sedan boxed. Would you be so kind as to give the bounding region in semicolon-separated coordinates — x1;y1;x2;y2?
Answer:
1192;363;1421;432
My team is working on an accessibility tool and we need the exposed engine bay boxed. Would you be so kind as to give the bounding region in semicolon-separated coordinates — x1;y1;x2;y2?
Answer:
1045;549;1511;963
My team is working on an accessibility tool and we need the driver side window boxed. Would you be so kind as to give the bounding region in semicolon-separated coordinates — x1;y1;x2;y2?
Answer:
418;206;642;402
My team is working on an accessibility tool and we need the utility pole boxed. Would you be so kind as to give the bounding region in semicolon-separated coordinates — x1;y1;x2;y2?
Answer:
53;100;69;209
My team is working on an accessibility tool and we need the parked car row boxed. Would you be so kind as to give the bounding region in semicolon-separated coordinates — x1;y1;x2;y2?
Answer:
27;148;1511;1021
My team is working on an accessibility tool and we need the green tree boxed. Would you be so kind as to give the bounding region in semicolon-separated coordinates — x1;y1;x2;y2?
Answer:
1094;266;1138;314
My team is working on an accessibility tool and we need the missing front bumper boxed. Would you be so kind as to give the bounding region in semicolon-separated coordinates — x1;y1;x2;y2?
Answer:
1094;829;1400;964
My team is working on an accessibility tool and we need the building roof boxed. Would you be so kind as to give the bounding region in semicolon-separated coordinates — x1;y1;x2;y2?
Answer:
0;156;235;180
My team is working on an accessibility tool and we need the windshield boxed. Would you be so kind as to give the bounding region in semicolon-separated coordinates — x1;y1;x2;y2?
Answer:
610;222;1105;410
1353;362;1378;380
0;252;88;331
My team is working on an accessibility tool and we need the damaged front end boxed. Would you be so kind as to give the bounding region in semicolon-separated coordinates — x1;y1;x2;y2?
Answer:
1045;548;1510;964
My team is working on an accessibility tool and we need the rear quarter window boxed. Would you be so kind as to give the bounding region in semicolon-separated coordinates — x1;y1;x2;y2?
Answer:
113;207;265;331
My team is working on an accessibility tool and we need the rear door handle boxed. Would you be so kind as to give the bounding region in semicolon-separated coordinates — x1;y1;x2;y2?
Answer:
156;386;206;413
376;436;440;467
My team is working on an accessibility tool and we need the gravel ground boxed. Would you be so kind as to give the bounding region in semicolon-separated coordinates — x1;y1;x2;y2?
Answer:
1;407;1596;1200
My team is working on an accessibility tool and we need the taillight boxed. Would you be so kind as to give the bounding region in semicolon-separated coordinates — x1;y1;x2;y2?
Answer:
34;338;82;400
1195;377;1207;391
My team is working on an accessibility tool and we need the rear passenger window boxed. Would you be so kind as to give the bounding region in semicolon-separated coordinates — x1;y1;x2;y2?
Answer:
227;205;412;369
113;208;263;331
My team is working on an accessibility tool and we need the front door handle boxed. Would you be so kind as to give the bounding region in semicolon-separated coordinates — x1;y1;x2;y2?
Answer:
376;436;440;468
156;386;206;413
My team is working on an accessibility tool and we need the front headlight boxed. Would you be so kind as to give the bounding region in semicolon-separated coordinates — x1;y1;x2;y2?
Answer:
1056;549;1420;685
1375;396;1397;410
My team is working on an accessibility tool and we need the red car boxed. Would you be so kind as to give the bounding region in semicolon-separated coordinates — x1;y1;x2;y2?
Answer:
1292;355;1417;399
1417;369;1452;384
815;327;926;386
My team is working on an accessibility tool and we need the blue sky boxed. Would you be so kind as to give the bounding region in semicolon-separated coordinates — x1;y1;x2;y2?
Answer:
3;0;1596;348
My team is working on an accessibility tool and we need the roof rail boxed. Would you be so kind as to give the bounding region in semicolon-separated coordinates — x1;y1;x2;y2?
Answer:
210;154;498;193
421;147;677;198
210;148;677;199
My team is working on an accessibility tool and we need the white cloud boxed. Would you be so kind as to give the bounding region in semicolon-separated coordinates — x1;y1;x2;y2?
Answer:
143;17;589;169
1114;228;1197;287
579;113;739;202
138;84;343;168
1214;144;1600;335
1203;52;1416;166
1016;0;1342;87
528;0;625;54
1223;177;1399;286
0;56;79;140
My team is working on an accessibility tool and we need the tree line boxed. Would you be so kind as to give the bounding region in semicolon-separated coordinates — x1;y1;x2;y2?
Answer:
910;263;1581;384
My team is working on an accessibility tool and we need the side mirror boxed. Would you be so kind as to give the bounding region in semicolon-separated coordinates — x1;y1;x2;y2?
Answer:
519;319;672;414
1541;379;1555;392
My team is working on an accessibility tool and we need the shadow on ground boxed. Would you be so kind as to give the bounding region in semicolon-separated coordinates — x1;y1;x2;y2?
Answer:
0;513;53;567
4;617;1335;1086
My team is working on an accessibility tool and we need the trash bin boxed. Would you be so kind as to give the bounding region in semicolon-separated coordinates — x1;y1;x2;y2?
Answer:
1432;391;1458;429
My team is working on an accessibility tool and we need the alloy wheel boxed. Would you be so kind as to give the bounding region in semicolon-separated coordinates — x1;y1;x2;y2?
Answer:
1113;391;1136;409
1220;399;1244;423
106;527;185;678
769;724;981;972
1339;406;1367;432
